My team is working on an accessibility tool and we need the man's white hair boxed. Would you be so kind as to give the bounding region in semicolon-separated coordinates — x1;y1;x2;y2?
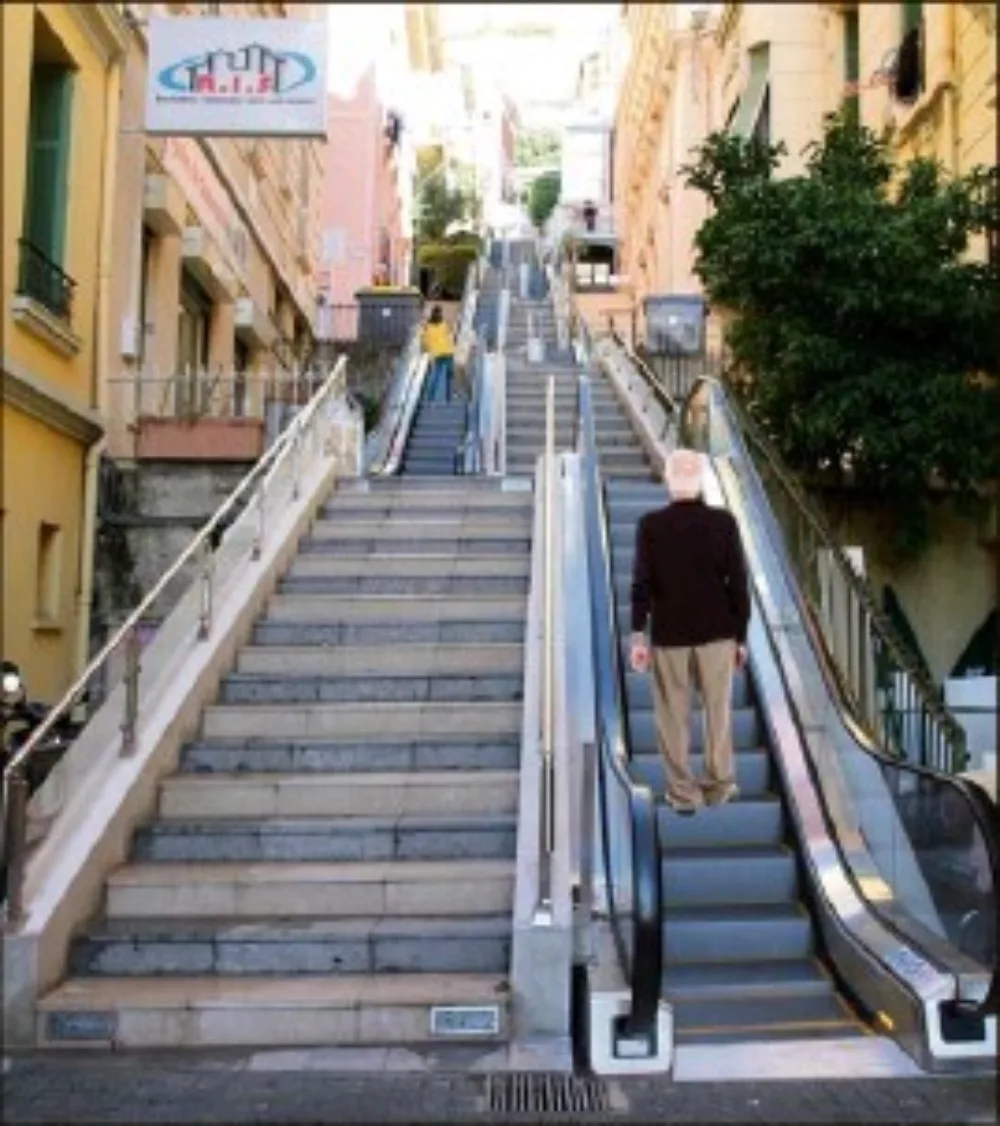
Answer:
664;448;705;500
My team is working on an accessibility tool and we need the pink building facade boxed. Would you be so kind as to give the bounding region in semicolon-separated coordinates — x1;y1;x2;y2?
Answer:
318;72;412;338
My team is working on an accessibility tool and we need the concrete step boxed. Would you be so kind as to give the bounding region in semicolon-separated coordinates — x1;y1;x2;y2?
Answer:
70;914;513;977
324;492;531;513
180;736;522;775
235;643;525;678
309;520;532;542
37;972;509;1048
253;619;526;646
217;671;524;705
132;814;519;863
662;845;798;907
277;574;528;597
104;859;516;918
202;700;522;741
664;904;813;964
159;770;520;820
287;555;529;580
264;594;526;624
402;464;460;476
344;478;523;494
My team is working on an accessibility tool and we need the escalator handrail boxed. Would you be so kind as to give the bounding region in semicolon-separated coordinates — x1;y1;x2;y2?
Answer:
456;328;487;474
612;335;968;773
608;329;680;425
576;373;664;1036
365;323;428;476
694;378;1000;1014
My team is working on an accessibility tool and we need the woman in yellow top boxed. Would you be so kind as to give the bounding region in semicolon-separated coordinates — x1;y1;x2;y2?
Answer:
421;305;456;403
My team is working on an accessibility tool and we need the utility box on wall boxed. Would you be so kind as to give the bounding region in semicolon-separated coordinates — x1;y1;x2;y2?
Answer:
355;288;422;347
644;295;706;356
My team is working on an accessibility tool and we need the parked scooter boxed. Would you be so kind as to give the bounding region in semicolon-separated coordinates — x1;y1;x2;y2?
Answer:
1;661;82;794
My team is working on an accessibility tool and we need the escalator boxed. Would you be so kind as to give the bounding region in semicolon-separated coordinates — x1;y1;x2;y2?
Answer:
575;335;998;1066
584;368;865;1042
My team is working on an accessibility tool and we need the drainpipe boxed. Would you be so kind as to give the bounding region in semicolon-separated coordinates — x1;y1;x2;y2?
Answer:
74;38;123;685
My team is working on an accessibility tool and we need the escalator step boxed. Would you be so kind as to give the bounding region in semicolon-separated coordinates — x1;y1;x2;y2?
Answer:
670;991;866;1042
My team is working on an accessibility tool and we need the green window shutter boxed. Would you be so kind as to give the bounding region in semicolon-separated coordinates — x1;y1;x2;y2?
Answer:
24;65;73;266
902;1;922;35
843;9;860;125
844;9;860;84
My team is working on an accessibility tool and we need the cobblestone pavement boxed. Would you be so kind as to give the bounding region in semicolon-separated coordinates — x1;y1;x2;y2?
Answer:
2;1052;996;1124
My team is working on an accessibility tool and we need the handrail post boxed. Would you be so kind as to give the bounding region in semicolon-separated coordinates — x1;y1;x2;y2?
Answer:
538;375;556;912
251;477;266;561
120;625;141;756
3;770;30;926
197;538;214;640
291;426;302;501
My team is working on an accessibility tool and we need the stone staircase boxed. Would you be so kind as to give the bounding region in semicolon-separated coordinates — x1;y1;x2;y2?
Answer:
402;400;467;476
39;478;532;1050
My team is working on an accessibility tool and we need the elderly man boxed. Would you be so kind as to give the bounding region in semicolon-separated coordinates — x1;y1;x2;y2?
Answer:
629;449;751;815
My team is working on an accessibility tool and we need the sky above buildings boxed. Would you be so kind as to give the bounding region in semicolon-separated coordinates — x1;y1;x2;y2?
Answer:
326;3;618;114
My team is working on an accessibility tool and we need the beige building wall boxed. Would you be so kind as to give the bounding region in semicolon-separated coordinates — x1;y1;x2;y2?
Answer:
717;3;834;175
105;3;325;459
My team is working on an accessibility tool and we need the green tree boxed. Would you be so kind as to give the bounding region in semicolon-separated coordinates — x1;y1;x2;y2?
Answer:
515;128;561;168
681;112;999;557
528;171;562;230
414;148;480;242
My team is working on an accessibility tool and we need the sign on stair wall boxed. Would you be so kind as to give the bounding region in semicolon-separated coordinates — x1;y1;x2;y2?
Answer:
146;16;328;138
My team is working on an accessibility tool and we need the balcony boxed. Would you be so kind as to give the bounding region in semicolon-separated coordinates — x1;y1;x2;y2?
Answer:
16;239;75;321
11;239;81;357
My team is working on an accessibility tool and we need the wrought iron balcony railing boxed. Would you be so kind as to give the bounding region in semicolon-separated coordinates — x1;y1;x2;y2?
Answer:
17;239;76;323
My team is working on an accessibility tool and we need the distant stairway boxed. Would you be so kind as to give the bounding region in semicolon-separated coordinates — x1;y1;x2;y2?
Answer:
594;364;867;1043
40;479;532;1050
402;400;467;476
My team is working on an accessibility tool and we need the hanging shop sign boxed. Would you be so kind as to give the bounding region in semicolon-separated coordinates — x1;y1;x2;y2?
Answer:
146;16;328;138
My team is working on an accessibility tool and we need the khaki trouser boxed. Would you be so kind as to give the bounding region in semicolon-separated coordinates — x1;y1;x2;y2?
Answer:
652;640;737;804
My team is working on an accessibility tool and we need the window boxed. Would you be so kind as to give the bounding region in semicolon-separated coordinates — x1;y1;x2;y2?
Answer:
35;522;63;626
895;1;925;100
902;2;922;35
138;226;154;364
20;24;75;320
752;86;771;146
24;62;73;266
843;8;860;124
177;272;212;369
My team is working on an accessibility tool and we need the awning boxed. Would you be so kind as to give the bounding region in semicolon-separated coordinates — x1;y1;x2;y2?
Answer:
730;45;770;139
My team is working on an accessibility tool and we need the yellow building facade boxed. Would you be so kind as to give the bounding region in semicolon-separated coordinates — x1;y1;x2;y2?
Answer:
1;4;128;702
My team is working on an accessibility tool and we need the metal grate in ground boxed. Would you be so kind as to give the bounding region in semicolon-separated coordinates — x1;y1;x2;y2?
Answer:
484;1072;613;1119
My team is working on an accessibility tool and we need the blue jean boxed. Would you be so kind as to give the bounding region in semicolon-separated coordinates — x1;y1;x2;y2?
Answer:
426;355;454;402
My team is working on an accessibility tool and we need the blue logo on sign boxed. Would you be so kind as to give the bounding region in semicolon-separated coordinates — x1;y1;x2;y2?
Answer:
157;44;315;96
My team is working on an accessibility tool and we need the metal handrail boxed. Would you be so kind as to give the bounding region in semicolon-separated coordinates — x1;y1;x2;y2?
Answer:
692;378;968;773
693;381;999;1014
371;352;429;477
363;324;424;473
611;332;969;774
2;356;351;922
537;376;557;910
576;373;663;1041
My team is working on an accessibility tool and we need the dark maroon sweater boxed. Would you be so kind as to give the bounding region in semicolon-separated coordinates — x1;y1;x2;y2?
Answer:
630;499;751;647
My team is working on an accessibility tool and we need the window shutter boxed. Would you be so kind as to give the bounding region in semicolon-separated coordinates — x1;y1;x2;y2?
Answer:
25;65;73;265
